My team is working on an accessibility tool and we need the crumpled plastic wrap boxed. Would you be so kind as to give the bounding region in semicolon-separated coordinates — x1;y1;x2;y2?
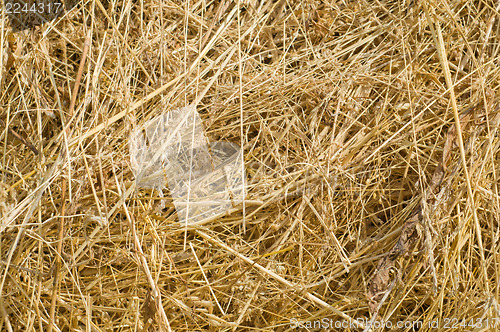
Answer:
129;106;245;223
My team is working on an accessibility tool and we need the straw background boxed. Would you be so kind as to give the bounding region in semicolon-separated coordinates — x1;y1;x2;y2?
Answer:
1;0;500;331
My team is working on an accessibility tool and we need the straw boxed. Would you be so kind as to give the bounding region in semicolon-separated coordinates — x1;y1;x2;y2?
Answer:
2;0;500;330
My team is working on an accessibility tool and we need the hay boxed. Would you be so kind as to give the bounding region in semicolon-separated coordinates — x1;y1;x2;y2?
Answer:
2;0;500;330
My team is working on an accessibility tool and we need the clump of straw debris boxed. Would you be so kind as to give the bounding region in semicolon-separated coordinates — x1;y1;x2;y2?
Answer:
2;0;500;331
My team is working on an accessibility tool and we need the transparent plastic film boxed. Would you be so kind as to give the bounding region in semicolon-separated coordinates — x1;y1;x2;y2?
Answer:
129;106;246;223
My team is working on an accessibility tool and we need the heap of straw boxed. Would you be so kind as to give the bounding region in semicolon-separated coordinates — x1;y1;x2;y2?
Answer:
1;0;500;331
